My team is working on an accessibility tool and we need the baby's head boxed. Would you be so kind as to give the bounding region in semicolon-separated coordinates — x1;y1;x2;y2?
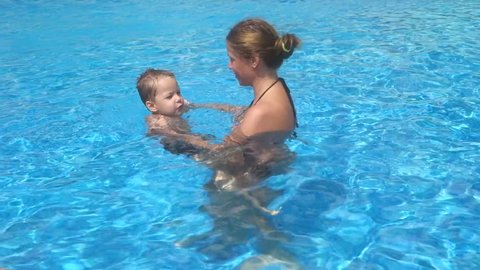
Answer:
136;69;186;117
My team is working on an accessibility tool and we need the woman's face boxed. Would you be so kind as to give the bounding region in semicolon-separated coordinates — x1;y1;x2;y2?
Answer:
227;42;255;86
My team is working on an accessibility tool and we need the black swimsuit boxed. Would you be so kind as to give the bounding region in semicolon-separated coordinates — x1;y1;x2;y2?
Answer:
248;77;298;128
212;78;299;189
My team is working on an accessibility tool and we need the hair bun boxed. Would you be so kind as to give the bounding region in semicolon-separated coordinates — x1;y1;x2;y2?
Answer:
276;34;301;59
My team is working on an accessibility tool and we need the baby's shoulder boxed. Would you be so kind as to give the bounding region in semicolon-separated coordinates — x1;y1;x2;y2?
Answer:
147;115;168;128
147;115;172;135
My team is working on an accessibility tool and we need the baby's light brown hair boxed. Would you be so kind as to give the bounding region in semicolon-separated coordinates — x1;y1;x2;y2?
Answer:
136;69;176;105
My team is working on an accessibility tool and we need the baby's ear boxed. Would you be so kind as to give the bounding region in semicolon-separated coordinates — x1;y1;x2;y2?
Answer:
145;101;158;113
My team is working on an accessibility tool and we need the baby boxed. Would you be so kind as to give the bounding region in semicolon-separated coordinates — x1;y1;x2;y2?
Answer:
136;68;190;135
136;68;215;157
136;68;245;152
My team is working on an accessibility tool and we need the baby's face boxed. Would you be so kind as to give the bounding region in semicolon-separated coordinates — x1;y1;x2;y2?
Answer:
149;76;185;116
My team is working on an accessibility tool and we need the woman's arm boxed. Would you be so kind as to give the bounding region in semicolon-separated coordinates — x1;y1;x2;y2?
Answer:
159;132;215;150
163;124;249;152
190;103;246;114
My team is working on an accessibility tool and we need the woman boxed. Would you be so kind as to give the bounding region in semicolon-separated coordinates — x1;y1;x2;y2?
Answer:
224;18;300;145
176;18;301;189
174;19;304;267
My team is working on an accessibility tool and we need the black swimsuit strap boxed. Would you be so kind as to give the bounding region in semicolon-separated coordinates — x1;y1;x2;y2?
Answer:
249;78;280;107
279;78;299;128
247;77;298;128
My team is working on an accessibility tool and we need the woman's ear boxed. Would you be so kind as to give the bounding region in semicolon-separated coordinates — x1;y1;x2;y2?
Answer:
251;55;260;69
145;101;158;113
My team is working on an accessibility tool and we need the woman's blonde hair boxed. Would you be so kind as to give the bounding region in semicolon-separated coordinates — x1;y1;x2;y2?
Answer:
226;18;301;69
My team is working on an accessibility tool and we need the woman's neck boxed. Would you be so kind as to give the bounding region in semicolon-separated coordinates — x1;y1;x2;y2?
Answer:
252;72;279;98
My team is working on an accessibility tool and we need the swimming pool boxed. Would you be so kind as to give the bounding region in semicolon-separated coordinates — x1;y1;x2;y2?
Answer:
1;0;479;269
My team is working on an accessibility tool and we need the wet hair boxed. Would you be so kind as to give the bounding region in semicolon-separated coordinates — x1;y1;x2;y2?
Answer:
226;18;301;69
136;68;176;105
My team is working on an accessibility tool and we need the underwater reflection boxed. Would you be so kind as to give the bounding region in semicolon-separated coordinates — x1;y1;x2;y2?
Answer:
171;132;305;268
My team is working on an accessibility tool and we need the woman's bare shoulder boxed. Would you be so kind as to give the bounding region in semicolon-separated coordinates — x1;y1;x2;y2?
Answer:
242;101;293;135
239;106;275;136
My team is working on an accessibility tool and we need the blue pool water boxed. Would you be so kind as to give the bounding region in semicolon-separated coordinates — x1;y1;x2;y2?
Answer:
1;0;480;269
